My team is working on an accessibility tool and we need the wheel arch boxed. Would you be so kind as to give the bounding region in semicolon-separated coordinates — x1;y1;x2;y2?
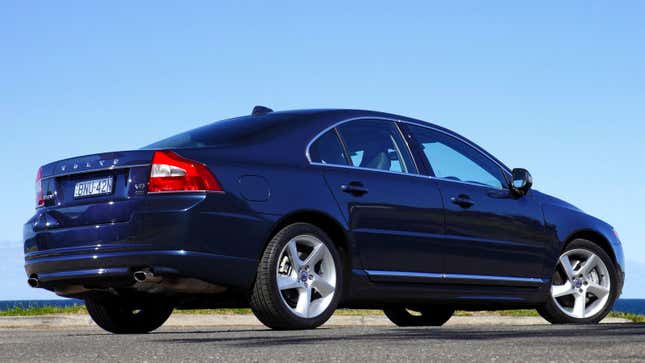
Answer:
563;229;617;265
266;209;351;262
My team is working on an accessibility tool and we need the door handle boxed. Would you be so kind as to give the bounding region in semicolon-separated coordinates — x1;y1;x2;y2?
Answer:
341;181;368;196
450;194;474;208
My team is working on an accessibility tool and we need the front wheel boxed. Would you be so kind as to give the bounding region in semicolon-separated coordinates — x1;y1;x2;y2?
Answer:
384;306;454;327
85;297;173;334
249;223;343;330
538;239;619;324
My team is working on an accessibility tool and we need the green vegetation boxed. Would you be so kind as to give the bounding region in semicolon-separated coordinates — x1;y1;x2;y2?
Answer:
608;312;645;323
452;310;538;317
498;309;540;317
0;305;643;323
0;305;86;316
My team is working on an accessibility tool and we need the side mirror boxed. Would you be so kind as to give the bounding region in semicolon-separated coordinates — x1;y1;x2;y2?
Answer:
511;168;533;195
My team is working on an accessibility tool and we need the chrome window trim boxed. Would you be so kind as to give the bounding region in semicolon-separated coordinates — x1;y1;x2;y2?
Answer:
333;127;352;166
308;161;431;180
384;132;412;174
305;116;512;182
365;270;547;285
41;163;152;180
309;161;508;191
306;116;419;175
432;177;508;191
393;121;419;174
403;122;510;190
398;121;511;177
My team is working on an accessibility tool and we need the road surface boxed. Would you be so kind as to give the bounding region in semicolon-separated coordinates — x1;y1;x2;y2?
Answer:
1;324;643;362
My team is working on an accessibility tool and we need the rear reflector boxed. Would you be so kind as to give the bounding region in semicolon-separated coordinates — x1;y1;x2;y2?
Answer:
148;151;222;193
35;167;44;208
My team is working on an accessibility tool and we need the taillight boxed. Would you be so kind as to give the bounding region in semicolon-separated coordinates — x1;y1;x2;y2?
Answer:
35;167;44;208
148;151;222;193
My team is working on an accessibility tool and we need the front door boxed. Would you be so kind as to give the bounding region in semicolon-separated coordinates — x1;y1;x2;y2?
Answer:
405;124;549;285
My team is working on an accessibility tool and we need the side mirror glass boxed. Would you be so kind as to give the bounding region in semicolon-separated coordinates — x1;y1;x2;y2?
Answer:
511;168;533;195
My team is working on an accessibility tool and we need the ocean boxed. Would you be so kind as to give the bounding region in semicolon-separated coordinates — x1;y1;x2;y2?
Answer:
0;299;84;310
613;299;645;315
1;298;644;314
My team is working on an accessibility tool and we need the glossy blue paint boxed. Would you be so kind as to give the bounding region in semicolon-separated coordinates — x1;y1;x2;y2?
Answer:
23;109;624;308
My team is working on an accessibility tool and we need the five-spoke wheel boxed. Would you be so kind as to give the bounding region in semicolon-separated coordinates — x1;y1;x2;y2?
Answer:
250;223;343;330
551;248;611;318
275;234;337;319
538;239;619;324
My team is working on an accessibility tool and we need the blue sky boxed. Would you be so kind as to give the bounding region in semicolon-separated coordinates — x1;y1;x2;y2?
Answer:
1;1;643;299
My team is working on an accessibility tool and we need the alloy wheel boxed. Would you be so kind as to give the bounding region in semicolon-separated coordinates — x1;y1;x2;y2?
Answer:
275;234;337;319
550;248;611;319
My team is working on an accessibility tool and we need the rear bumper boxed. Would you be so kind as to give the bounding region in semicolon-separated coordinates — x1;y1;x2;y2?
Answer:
23;193;275;292
25;247;257;289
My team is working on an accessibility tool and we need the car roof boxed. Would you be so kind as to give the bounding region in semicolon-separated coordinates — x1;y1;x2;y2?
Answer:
280;108;511;174
148;107;510;174
265;108;455;134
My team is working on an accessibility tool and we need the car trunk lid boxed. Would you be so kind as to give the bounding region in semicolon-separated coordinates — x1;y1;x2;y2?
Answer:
36;150;154;229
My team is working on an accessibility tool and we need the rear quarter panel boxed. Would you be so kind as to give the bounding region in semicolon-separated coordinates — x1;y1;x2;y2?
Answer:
173;148;348;262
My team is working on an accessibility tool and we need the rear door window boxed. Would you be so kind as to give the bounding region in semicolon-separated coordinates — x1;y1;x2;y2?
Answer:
309;130;349;165
336;119;417;174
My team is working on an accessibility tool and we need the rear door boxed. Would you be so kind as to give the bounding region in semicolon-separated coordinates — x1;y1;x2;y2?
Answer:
309;119;445;281
404;124;549;284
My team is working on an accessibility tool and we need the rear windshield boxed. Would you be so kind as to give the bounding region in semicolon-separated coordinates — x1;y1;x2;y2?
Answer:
144;114;299;149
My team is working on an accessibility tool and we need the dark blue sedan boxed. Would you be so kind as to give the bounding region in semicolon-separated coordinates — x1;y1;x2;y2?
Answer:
24;107;624;332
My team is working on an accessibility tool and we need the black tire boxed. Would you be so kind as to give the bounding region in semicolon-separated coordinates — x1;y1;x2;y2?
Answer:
384;306;454;327
249;222;344;330
85;297;173;334
537;239;620;324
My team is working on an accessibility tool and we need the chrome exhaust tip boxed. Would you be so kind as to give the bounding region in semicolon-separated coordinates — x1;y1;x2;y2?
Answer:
133;270;154;283
27;277;40;288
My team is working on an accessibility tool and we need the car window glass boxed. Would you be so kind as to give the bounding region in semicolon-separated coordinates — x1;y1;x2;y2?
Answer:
337;119;416;174
349;150;364;166
407;125;506;188
309;130;348;165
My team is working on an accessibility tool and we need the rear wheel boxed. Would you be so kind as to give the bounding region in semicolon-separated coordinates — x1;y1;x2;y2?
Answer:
538;239;619;324
250;223;343;330
85;297;173;334
384;306;454;327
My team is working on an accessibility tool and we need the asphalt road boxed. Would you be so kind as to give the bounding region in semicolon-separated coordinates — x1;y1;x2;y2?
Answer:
1;324;644;362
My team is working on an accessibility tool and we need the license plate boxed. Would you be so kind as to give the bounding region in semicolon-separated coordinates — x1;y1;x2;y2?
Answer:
73;177;113;198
